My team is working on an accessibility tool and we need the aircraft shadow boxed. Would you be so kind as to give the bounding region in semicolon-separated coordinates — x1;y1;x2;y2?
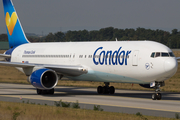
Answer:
50;87;180;101
0;87;180;101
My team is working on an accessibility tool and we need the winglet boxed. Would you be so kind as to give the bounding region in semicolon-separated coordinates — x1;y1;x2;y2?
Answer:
2;0;29;48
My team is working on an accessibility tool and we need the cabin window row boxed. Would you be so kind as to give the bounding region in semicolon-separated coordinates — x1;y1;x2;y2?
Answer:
79;55;93;58
22;55;71;58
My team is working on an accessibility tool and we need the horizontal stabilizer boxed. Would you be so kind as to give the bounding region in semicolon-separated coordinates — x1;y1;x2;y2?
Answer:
0;54;11;61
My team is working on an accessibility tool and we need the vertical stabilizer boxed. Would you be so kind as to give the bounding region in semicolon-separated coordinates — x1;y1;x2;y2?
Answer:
2;0;29;48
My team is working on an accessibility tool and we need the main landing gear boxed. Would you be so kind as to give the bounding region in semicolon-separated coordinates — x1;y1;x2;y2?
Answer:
97;82;115;94
151;81;164;100
37;88;54;95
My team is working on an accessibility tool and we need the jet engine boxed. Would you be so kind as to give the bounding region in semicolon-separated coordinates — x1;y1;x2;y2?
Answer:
28;68;58;89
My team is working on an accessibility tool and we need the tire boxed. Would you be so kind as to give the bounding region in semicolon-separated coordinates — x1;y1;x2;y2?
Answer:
97;86;103;94
37;89;42;95
49;88;54;95
157;93;162;100
152;93;157;100
42;90;49;95
102;86;108;94
109;86;115;94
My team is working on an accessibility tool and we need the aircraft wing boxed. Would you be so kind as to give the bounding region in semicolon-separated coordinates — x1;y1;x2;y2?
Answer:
0;61;87;76
176;57;180;62
0;54;11;61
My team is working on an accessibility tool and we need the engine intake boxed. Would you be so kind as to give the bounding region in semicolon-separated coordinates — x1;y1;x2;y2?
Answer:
29;68;58;89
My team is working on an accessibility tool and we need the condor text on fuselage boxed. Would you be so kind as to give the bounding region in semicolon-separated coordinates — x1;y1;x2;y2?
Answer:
93;47;131;65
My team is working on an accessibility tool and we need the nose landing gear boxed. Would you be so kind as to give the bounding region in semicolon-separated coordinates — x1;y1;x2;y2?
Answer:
151;81;164;100
152;93;162;100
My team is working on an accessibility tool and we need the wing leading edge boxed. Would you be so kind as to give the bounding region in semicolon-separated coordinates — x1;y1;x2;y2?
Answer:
0;61;88;76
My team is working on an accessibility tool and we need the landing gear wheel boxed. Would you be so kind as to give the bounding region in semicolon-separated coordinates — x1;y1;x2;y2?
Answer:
109;86;115;94
37;88;54;95
49;88;54;95
152;93;162;100
37;89;42;95
97;86;103;94
42;90;48;94
97;82;115;94
157;93;162;100
152;93;157;100
102;86;108;94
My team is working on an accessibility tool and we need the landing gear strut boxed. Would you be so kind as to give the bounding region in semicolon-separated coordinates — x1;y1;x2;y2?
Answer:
151;81;164;100
37;88;54;95
97;82;115;94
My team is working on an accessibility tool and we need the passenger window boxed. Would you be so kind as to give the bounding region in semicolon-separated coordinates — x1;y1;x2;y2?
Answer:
169;52;175;57
155;52;160;57
161;52;169;57
151;52;155;58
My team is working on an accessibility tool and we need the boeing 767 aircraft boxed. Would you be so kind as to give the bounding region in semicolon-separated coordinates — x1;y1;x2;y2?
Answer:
0;0;178;100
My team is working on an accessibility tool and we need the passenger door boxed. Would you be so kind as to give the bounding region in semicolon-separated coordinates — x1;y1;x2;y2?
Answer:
132;50;139;66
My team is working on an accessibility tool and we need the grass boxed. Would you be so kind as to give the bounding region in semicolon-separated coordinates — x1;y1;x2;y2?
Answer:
0;101;176;120
0;50;180;92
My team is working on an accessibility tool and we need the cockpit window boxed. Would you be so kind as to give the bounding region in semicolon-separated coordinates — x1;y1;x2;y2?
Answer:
169;52;175;57
151;52;155;57
155;52;160;57
161;52;169;57
151;52;175;58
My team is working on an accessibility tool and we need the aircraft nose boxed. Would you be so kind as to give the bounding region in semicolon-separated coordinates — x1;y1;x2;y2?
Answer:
164;58;178;73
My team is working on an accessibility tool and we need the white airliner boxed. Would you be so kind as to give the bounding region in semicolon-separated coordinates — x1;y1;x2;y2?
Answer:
0;0;178;100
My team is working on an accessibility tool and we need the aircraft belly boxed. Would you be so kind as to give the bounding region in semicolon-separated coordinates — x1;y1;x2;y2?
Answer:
67;70;149;84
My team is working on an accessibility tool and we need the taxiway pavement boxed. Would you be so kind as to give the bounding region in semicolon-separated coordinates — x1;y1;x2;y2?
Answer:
0;83;180;118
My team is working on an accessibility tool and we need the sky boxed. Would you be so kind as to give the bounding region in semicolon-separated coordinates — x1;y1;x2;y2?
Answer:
0;0;180;35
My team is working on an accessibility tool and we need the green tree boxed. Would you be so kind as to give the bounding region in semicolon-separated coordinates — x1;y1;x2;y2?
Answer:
44;33;56;42
0;34;8;41
54;32;65;42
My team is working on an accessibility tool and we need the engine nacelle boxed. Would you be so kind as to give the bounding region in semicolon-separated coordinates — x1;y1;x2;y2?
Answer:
29;68;58;89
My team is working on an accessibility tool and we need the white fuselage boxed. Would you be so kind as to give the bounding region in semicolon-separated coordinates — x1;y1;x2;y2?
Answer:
10;41;178;84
